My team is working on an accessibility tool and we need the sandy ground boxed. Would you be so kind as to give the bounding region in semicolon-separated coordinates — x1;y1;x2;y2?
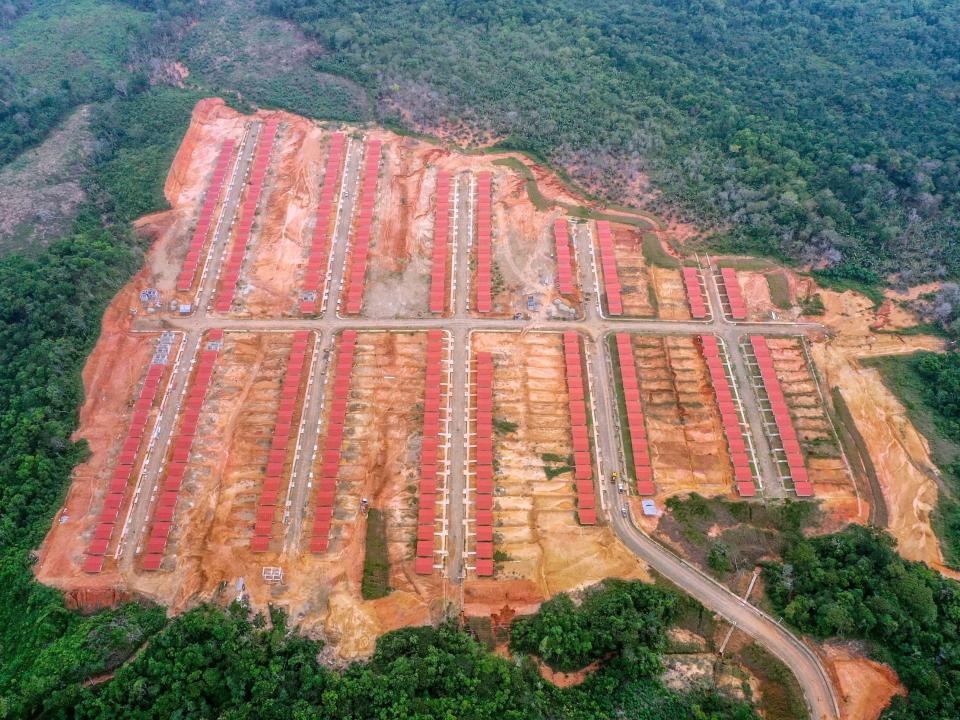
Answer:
601;223;656;317
628;335;734;501
766;337;853;504
650;265;692;321
810;289;953;568
737;269;804;322
485;174;572;319
361;134;438;318
819;641;905;720
464;332;648;616
340;131;582;320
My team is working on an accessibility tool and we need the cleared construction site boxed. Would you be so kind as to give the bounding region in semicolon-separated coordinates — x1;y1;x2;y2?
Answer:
36;98;866;663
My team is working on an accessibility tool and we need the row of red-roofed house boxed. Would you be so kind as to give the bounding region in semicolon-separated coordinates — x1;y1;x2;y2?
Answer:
177;140;236;292
429;172;451;314
720;267;747;320
142;329;223;571
309;331;358;551
614;333;655;495
214;119;280;313
475;172;493;313
700;336;757;497
563;332;597;524
415;331;446;574
553;219;576;295
595;221;623;316
300;133;346;314
682;266;709;319
251;331;311;552
750;336;812;496
343;139;381;315
83;361;171;573
472;351;495;576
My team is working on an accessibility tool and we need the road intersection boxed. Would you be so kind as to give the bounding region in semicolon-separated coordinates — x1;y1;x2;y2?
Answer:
128;156;838;719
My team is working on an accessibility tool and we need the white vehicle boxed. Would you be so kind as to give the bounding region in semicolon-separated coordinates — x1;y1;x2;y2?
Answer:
618;484;625;494
620;506;628;518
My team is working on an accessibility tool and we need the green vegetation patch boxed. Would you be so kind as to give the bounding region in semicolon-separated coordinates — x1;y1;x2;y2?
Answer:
541;452;574;479
0;0;153;165
361;508;390;599
0;86;200;714
765;272;792;310
642;233;681;269
493;417;519;435
658;494;818;587
510;579;676;673
765;525;960;719
180;1;367;122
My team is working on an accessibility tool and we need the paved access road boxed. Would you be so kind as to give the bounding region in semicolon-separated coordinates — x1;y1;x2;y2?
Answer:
131;145;838;719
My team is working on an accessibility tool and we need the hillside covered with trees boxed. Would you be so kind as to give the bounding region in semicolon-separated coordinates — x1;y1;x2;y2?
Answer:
765;525;960;720
268;0;960;285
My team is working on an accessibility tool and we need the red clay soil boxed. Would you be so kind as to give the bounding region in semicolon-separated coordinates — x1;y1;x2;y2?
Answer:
463;332;648;618
238;120;331;317
34;273;177;597
819;641;905;720
601;223;656;317
627;334;734;501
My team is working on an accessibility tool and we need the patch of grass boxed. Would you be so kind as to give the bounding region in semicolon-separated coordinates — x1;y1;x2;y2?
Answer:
607;333;638;488
876;322;951;338
641;233;680;269
541;453;574;479
657;495;818;584
798;292;825;315
361;509;390;599
493;417;518;435
765;272;792;310
738;644;807;720
715;257;778;271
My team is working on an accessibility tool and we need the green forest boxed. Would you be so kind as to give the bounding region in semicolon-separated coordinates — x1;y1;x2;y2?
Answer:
268;0;960;285
765;525;960;720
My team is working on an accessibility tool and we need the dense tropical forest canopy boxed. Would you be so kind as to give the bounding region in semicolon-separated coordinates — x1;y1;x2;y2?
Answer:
765;525;960;720
269;0;960;284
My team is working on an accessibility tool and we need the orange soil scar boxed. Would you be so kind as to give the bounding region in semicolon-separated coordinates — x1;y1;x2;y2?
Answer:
239;120;331;317
463;332;648;617
809;288;958;572
819;642;905;720
627;334;734;501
